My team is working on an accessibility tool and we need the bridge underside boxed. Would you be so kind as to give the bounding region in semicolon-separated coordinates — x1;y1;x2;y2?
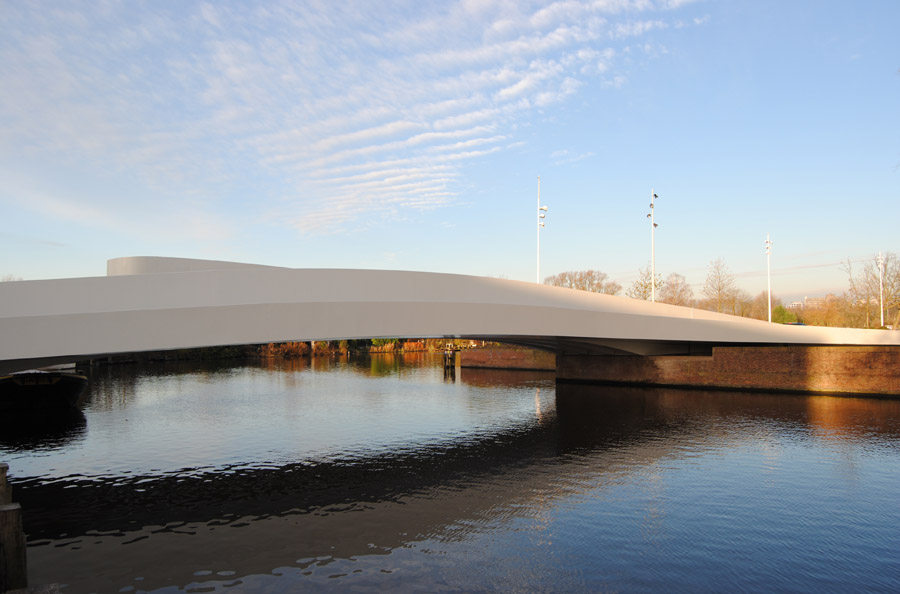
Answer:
474;335;717;356
0;335;714;376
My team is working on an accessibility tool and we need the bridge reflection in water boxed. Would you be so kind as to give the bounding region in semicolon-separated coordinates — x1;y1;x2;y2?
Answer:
8;360;900;592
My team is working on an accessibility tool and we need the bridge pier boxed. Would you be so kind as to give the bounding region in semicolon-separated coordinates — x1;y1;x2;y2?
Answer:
557;345;900;396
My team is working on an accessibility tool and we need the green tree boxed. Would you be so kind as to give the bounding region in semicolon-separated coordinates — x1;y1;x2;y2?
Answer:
772;305;798;324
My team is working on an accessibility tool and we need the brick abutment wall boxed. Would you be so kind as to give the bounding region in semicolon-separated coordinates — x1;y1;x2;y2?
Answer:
459;347;556;371
557;346;900;396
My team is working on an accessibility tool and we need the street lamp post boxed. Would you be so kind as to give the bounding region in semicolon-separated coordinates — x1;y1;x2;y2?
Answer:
536;176;548;284
877;252;885;328
646;189;659;302
765;233;773;323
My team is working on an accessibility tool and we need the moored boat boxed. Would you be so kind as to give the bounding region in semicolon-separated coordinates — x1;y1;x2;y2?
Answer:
0;370;88;411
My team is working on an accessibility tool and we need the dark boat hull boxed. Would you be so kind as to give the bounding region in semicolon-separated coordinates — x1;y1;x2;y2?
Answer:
0;372;88;411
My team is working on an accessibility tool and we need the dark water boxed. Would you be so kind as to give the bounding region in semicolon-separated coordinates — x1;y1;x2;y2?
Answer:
3;354;900;593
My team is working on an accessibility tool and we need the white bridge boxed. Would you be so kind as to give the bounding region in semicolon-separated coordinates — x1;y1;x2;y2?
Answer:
1;256;898;374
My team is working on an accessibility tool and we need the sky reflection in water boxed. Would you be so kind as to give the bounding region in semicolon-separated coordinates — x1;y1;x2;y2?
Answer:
3;354;899;593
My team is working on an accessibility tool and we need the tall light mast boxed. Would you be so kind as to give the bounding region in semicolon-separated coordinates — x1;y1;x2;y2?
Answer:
647;189;659;302
765;233;773;323
877;252;885;327
536;176;548;283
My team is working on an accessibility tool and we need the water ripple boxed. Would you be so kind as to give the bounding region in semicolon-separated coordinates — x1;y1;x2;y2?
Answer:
3;359;899;592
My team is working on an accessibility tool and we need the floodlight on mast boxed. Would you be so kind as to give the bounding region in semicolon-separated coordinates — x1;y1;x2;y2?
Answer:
536;176;548;283
647;189;659;302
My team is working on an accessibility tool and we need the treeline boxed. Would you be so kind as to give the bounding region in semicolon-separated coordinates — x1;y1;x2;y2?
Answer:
87;338;461;366
258;338;457;357
545;252;900;329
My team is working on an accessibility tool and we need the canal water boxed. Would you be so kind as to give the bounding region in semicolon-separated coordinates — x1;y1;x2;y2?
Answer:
2;354;900;592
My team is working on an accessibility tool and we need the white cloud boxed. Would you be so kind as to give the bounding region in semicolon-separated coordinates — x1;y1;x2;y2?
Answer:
613;19;668;38
551;149;596;165
0;0;700;237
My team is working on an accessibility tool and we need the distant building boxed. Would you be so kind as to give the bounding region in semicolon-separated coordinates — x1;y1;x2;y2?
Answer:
802;294;838;309
804;296;825;309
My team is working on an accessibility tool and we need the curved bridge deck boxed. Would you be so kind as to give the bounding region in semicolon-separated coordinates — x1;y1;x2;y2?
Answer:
2;256;899;376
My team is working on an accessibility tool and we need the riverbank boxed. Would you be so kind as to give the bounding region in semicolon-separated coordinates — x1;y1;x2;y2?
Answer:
72;342;900;397
79;339;475;367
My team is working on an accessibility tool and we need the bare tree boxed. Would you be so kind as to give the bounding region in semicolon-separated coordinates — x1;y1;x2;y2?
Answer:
701;258;738;313
544;270;622;295
659;273;694;306
843;259;873;327
732;289;754;317
797;294;852;327
626;266;665;301
742;291;770;320
844;252;900;328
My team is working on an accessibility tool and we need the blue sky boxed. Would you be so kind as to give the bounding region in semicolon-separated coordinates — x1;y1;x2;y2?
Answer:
1;0;897;301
